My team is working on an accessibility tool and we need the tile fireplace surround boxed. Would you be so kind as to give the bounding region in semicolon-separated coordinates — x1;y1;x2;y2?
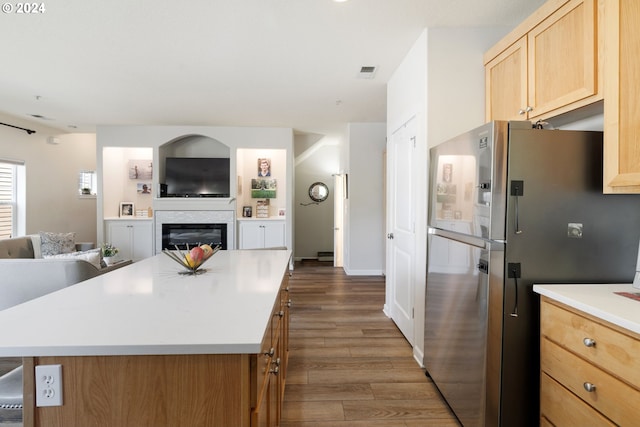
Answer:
154;210;235;254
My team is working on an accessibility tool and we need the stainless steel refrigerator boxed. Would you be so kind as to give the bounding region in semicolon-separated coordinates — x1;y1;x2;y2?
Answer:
424;121;640;427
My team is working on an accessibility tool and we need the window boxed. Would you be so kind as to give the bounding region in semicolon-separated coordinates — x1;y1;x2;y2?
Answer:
0;160;24;240
78;170;97;196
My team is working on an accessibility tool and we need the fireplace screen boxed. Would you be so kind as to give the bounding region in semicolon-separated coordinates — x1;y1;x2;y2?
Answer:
162;223;227;250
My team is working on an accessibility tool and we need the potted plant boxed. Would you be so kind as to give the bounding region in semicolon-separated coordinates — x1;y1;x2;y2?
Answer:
102;243;119;266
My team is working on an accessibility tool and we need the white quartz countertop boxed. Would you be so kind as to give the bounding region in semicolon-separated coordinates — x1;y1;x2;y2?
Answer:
0;250;291;357
533;283;640;335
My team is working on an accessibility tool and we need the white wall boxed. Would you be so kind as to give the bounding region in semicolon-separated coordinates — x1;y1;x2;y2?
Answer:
0;112;98;243
427;27;508;147
386;26;513;366
344;122;386;275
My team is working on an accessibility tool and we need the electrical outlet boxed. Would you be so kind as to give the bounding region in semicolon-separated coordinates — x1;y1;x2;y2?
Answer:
35;364;63;407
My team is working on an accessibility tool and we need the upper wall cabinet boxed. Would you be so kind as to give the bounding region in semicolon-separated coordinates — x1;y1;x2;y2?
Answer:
603;0;640;193
485;0;601;122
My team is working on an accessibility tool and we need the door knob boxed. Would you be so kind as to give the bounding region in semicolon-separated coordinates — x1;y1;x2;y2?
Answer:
387;233;394;239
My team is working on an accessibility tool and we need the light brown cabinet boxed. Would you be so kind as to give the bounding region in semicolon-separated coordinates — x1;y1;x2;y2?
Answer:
252;274;290;427
485;0;601;122
603;0;640;193
540;297;640;426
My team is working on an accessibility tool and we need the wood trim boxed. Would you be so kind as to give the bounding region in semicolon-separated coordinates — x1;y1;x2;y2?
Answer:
603;0;622;192
22;357;35;427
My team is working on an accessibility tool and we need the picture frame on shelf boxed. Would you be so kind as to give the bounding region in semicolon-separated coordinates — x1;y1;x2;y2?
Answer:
120;202;134;217
256;200;270;218
243;206;252;217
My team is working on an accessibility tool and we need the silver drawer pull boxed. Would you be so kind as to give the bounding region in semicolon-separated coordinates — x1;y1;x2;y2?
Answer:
583;382;596;392
583;338;596;347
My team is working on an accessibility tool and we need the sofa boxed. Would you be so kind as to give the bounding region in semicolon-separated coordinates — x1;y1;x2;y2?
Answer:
0;235;130;311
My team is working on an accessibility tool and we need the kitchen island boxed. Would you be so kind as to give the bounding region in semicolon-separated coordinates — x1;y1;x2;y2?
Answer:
0;249;292;427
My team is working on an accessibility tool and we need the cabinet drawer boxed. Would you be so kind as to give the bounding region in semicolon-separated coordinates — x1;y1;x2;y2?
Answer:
542;338;640;425
541;372;616;427
541;300;640;387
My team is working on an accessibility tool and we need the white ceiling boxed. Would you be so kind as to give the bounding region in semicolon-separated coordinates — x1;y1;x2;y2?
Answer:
0;0;545;137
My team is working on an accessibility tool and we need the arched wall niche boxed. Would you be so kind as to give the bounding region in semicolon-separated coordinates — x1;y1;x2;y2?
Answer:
158;134;231;184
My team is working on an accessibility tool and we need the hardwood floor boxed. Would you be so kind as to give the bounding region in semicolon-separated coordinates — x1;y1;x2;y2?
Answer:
282;261;460;427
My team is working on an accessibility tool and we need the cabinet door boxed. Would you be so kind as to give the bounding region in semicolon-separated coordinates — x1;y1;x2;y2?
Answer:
131;221;153;260
604;0;640;193
485;36;528;121
107;222;134;261
527;0;597;118
263;222;285;249
107;221;153;261
240;222;265;249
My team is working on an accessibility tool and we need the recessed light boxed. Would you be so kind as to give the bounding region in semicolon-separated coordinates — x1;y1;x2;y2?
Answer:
333;0;349;3
29;114;54;120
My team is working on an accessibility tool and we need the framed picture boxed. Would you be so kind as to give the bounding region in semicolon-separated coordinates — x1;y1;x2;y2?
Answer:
278;208;286;217
128;159;153;180
243;206;252;217
251;178;277;198
257;158;271;177
120;202;134;217
137;183;151;194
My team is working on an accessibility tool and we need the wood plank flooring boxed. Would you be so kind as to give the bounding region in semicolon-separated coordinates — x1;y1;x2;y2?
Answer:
282;261;460;427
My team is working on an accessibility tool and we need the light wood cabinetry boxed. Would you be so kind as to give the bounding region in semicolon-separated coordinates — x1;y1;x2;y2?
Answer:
105;219;153;261
252;274;290;427
603;0;640;193
239;219;286;249
485;0;601;122
540;297;640;426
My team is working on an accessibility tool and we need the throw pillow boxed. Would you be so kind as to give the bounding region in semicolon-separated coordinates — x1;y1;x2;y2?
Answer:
44;248;102;269
39;231;76;256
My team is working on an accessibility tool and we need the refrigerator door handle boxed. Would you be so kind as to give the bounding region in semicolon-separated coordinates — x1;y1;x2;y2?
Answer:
507;263;521;317
511;180;524;234
429;228;488;249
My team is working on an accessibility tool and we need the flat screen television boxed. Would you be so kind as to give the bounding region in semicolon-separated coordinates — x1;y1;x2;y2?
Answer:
164;157;230;198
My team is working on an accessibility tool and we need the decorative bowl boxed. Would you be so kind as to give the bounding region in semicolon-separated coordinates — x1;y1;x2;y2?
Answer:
162;244;220;275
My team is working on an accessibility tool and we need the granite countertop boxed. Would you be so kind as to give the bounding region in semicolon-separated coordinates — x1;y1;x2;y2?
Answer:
533;283;640;335
0;249;291;357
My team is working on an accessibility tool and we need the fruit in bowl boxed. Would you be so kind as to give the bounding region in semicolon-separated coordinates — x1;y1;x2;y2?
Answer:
163;243;221;274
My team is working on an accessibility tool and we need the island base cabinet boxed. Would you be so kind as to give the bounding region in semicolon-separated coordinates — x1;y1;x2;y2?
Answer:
25;354;252;427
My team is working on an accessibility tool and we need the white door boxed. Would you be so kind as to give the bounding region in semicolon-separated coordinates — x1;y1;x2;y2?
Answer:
333;174;344;267
386;117;416;344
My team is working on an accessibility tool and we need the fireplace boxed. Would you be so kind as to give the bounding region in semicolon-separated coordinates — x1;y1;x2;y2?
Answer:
162;223;227;250
154;210;235;254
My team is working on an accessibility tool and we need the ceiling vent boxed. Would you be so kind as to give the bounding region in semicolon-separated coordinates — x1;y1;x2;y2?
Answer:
357;66;377;79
